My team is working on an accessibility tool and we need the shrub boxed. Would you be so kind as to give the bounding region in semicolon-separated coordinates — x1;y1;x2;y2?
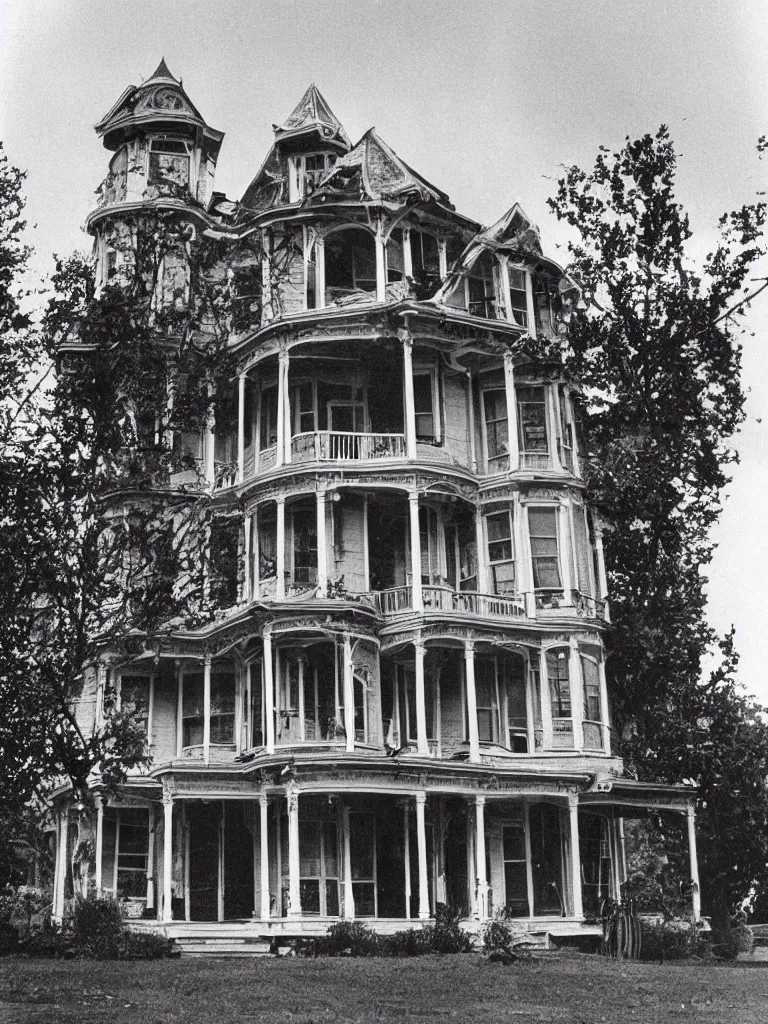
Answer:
639;921;710;961
116;930;178;960
382;927;433;957
426;904;474;954
71;894;124;959
709;923;754;960
303;920;382;957
482;917;534;962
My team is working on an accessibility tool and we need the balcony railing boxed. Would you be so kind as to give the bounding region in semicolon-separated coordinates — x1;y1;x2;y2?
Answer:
370;586;526;620
582;719;607;751
372;586;413;615
453;590;526;618
520;450;553;471
291;431;407;463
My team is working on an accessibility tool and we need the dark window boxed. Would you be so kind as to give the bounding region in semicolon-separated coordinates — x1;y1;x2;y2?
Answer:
517;386;548;453
508;267;528;327
528;508;561;590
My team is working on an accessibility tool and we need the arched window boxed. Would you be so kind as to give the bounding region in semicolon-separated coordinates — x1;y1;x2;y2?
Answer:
324;228;377;305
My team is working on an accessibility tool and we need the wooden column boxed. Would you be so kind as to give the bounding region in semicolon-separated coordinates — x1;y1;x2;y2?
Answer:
414;639;429;755
408;492;423;611
162;794;173;922
568;795;584;919
203;654;212;766
539;648;554;750
276;497;286;600
594;527;610;622
474;508;488;594
415;793;430;920
263;627;275;754
403;803;412;918
687;805;701;922
260;792;271;920
276;352;286;468
94;797;104;893
316;489;327;595
237;372;246;483
464;641;480;763
402;333;417;460
467;371;478;474
569;638;584;751
375;223;386;303
146;802;155;910
343;634;355;753
244;512;252;602
286;785;301;918
503;352;519;472
474;796;489;920
342;802;354;919
54;806;69;922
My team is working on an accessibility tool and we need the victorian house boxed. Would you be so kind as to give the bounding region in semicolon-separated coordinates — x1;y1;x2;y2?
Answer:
50;62;700;952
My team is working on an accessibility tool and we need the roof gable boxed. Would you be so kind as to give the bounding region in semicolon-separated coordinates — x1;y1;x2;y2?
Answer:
274;84;350;149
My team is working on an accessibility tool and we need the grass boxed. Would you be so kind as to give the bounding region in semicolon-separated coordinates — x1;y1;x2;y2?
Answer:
1;952;767;1023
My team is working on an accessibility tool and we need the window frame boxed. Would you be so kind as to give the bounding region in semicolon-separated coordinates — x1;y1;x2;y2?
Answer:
517;385;550;457
527;504;563;593
147;136;192;190
412;367;441;444
507;265;529;329
482;387;509;471
114;808;150;901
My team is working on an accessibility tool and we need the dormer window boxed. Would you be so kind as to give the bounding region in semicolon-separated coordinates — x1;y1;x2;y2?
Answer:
507;267;528;328
467;252;498;320
410;229;440;293
288;153;336;201
148;138;191;189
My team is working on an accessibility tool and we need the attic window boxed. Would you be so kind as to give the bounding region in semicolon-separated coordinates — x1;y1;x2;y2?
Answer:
410;229;440;291
148;138;190;188
508;268;528;328
289;153;336;201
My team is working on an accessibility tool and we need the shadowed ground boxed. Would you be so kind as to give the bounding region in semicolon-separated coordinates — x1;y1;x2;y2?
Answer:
1;952;767;1023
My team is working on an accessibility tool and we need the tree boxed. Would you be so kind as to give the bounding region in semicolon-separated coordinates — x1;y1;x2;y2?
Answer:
548;127;768;928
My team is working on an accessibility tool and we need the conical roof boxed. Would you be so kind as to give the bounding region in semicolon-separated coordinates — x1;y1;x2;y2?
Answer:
94;60;223;153
274;84;350;150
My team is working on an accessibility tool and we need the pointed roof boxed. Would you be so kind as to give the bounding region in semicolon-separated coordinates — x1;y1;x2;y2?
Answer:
308;128;451;206
145;57;177;84
94;60;223;153
476;203;543;255
274;84;350;150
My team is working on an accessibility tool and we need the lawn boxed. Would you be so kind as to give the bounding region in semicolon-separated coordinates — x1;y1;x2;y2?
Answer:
1;952;767;1024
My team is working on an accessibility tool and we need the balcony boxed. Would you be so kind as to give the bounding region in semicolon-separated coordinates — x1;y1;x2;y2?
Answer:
291;430;406;463
369;585;526;620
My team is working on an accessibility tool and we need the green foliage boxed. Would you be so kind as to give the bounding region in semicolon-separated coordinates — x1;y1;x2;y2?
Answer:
549;127;768;928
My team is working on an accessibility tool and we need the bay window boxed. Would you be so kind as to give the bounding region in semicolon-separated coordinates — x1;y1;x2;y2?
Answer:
546;648;573;749
507;267;528;328
528;507;562;595
486;510;515;595
120;674;150;735
581;655;603;749
259;385;278;451
209;670;235;744
148;138;190;189
475;657;499;743
182;671;204;747
517;386;549;465
467;252;497;319
413;371;438;442
483;389;509;472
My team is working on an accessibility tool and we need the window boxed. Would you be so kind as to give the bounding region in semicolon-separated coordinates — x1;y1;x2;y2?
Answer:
350;813;377;917
413;372;437;442
293;383;316;435
528;507;562;591
581;656;603;749
475;657;498;743
290;153;335;201
410;230;440;291
508;267;528;328
487;511;515;595
295;819;339;916
120;675;150;734
483;389;509;470
503;814;529;916
517;386;549;454
505;657;528;752
259;385;278;450
558;389;575;471
325;228;377;302
148;138;190;188
386;229;405;282
258;507;277;580
292;508;317;586
182;671;204;747
210;670;235;744
546;648;571;718
115;809;149;899
468;253;497;319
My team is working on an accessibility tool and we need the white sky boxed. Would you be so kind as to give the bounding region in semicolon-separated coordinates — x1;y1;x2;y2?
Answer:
1;0;766;699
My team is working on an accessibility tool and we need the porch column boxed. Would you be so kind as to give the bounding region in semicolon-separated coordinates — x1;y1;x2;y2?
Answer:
146;803;155;910
403;803;412;918
286;785;301;917
414;639;429;756
568;795;584;919
594;527;610;622
203;654;212;766
315;235;326;309
316;489;328;595
252;507;260;600
503;352;519;472
204;406;215;487
276;351;286;468
402;333;417;460
282;351;292;465
175;660;183;757
467;371;478;473
342;802;354;919
95;660;106;730
263;626;275;754
244;512;252;601
415;793;430;920
569;638;584;751
162;794;173;922
375;222;386;303
474;796;489;921
260;792;271;919
559;500;573;599
464;641;480;763
237;372;246;483
342;634;355;752
408;491;423;611
474;508;488;593
94;796;103;892
548;385;562;471
54;806;69;922
687;805;701;923
598;658;611;755
276;496;286;600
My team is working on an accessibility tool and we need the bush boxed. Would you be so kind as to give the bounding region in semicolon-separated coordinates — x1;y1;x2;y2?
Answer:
303;920;382;957
301;906;473;958
71;894;123;958
709;923;754;960
425;904;474;954
116;930;178;960
383;927;433;957
482;917;535;963
639;921;710;961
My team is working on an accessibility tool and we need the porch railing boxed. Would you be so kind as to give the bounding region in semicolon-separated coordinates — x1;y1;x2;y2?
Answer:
373;586;413;615
453;590;526;618
291;431;407;463
370;586;526;620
